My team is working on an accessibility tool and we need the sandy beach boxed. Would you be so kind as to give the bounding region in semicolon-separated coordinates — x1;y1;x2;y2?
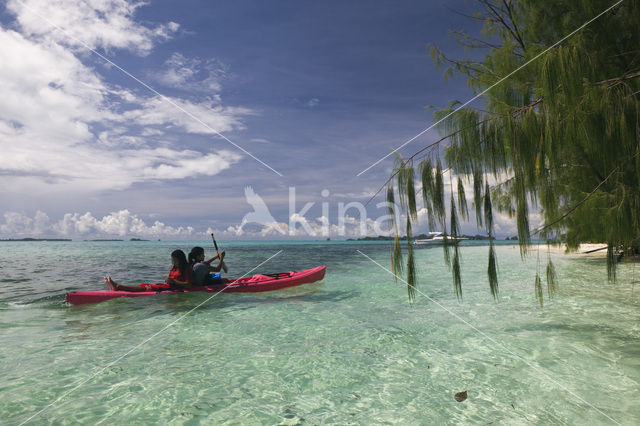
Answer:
516;243;610;258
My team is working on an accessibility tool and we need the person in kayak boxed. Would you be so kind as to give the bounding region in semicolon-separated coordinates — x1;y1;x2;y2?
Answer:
188;246;231;285
104;249;193;292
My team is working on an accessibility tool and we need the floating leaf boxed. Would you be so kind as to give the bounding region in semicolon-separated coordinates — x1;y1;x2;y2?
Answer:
454;391;468;402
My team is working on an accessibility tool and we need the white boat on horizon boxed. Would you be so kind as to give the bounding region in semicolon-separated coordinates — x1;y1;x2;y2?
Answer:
413;232;468;246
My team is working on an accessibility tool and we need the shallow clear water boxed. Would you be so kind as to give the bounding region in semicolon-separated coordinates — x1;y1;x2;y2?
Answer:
0;240;639;424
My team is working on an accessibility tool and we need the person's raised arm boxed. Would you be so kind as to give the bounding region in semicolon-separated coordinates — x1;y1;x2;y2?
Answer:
203;252;221;265
209;250;226;272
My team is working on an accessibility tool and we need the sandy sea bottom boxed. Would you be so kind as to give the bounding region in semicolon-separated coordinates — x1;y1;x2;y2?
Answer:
0;240;638;424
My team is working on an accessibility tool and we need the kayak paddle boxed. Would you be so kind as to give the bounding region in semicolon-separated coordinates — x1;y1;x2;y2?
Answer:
211;233;228;273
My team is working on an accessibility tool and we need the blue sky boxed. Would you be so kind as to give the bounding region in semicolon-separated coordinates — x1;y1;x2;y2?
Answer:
0;0;519;240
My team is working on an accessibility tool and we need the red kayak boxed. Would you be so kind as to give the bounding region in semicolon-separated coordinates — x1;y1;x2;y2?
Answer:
66;266;326;306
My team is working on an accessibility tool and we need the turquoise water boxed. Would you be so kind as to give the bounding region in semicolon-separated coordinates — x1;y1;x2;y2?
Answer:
0;240;639;424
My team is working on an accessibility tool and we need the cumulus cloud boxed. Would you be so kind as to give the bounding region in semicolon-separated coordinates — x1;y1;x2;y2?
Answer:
0;208;391;240
0;28;108;133
0;210;196;239
154;53;226;92
0;2;251;195
123;95;252;135
54;210;195;238
0;212;41;236
0;207;540;240
138;149;241;180
218;212;393;239
6;0;179;55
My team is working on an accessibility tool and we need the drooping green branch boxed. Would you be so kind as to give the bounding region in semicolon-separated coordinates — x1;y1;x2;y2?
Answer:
387;0;640;306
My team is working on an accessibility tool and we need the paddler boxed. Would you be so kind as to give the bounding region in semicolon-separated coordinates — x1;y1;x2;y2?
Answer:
105;249;193;291
188;246;231;285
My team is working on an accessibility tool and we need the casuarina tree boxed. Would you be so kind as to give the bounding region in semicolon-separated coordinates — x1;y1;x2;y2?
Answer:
386;0;640;306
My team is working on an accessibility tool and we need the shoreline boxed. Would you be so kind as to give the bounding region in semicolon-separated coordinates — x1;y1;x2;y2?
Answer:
526;243;609;258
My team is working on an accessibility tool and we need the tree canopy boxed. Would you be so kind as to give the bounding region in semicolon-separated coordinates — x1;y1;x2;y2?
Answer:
387;0;640;306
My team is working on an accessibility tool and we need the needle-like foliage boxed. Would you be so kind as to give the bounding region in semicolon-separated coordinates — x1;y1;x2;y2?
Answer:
387;184;404;282
387;0;640;305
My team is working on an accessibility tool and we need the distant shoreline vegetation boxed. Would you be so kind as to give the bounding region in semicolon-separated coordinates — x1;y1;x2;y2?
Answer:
84;238;150;241
0;238;150;242
0;238;72;242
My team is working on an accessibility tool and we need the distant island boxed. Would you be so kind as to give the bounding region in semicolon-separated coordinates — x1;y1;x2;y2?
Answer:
0;237;153;242
0;238;72;242
85;238;150;241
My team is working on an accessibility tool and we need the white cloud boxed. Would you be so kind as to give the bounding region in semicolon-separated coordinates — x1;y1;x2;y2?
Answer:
0;4;251;195
6;0;179;55
154;53;226;92
123;95;252;135
0;212;35;236
0;202;431;240
0;210;196;239
138;149;241;180
0;28;108;133
0;211;51;236
306;98;320;108
332;189;377;199
1;208;388;240
215;213;389;239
